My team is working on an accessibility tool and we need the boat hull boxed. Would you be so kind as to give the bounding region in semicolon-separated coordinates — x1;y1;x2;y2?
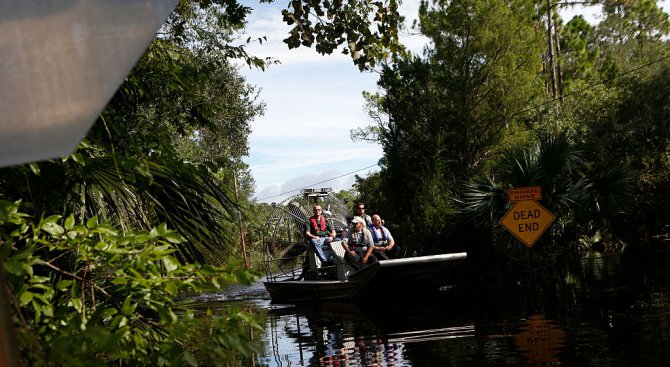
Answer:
263;252;467;303
263;280;362;303
357;252;468;299
263;263;379;303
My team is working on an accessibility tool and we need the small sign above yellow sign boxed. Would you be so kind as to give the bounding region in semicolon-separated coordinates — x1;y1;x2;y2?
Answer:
508;186;542;202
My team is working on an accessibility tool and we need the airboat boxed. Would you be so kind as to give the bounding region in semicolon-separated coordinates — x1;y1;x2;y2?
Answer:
261;188;467;303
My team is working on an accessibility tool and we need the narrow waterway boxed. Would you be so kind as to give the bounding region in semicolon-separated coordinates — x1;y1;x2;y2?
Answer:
208;249;670;366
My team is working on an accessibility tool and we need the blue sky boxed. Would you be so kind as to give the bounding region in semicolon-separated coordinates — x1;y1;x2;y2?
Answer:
239;0;669;203
239;0;428;203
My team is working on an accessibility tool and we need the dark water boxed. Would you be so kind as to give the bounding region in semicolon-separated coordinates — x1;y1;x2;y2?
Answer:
215;250;670;366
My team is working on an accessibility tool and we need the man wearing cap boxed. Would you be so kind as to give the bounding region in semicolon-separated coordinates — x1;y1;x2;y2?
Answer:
305;204;336;264
341;216;378;270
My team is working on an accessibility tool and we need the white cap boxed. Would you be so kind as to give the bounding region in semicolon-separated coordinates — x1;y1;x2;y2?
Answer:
351;216;365;224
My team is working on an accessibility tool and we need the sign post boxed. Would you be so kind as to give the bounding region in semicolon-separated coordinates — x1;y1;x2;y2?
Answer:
500;187;555;247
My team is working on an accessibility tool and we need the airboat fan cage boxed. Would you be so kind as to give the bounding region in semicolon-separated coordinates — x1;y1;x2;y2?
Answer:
262;189;350;280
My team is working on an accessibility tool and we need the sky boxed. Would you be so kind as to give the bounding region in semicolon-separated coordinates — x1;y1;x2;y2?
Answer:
238;0;428;204
239;0;669;204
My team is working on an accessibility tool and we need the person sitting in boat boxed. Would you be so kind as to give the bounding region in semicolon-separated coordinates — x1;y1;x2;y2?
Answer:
305;204;336;265
354;202;372;226
341;216;378;270
369;214;401;260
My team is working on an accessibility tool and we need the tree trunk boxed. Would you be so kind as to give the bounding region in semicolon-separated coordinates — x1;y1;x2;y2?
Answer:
553;15;564;100
546;0;558;99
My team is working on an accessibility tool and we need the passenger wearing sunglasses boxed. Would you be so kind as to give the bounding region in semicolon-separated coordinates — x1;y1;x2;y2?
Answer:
354;202;372;227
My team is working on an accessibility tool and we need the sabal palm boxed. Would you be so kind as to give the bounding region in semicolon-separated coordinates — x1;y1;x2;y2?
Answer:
0;152;237;263
460;132;632;248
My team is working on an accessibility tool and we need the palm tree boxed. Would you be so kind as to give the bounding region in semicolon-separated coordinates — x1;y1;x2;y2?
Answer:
0;151;238;264
459;132;633;251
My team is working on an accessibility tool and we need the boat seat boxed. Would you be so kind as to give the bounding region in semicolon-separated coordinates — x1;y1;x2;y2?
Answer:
303;243;337;280
329;240;357;281
305;246;323;270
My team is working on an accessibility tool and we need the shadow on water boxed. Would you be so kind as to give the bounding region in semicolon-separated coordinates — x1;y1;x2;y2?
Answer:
203;248;670;366
257;299;477;367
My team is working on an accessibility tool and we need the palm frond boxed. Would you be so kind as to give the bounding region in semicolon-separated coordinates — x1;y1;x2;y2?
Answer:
458;131;634;249
144;161;236;263
537;132;582;185
459;175;509;227
0;155;238;264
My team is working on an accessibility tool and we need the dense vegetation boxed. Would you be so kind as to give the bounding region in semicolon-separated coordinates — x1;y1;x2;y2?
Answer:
0;0;404;365
2;0;669;364
1;201;260;366
353;0;670;263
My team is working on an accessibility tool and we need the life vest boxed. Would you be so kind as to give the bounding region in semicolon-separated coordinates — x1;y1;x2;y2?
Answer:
349;229;369;249
370;225;388;244
310;216;328;236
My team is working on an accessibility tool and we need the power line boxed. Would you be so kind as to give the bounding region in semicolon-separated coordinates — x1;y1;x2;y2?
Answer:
510;52;670;119
256;163;379;202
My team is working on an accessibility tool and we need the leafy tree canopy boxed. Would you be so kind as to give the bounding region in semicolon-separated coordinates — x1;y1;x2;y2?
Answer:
353;0;670;254
280;0;405;70
355;0;546;252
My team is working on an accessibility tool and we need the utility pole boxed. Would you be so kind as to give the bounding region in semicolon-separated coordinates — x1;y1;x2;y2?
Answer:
233;170;249;270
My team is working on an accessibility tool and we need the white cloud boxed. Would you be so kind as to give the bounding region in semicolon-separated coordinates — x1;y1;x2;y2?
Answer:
250;145;381;176
250;143;382;197
238;1;425;201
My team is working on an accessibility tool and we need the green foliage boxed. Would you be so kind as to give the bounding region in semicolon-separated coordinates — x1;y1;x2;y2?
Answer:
559;15;601;90
355;0;546;252
166;0;273;69
241;202;275;269
1;200;260;366
0;151;241;264
332;188;358;208
598;0;670;45
559;0;670;90
576;60;670;235
354;171;395;219
163;0;406;70
280;0;405;70
95;38;262;165
459;132;633;251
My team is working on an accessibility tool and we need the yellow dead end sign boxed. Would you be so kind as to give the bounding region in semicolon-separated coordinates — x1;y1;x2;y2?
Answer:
500;188;555;247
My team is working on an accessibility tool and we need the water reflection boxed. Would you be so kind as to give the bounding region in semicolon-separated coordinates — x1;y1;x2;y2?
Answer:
514;314;566;366
257;302;576;366
258;301;475;366
212;251;670;366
